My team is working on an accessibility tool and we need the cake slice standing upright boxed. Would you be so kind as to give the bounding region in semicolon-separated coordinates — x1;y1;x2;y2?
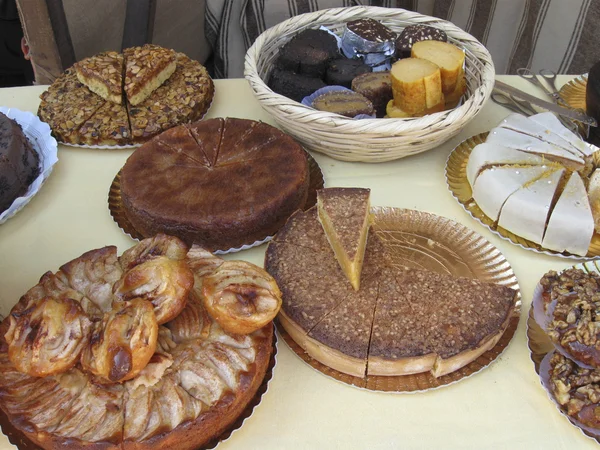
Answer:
123;44;177;105
317;188;372;290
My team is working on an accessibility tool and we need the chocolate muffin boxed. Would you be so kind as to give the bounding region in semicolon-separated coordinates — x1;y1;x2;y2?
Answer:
351;71;392;118
268;68;327;102
326;59;372;88
276;29;339;78
395;24;448;59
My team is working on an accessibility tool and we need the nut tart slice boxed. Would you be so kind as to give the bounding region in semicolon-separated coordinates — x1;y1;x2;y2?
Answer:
498;113;588;158
466;143;548;187
497;168;565;245
542;172;594;255
529;112;594;157
37;68;106;144
75;51;124;104
317;187;372;291
472;165;551;221
78;101;132;146
486;126;585;170
124;44;177;106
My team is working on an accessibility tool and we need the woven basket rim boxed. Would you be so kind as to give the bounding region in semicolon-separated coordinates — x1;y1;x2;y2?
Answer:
244;5;495;129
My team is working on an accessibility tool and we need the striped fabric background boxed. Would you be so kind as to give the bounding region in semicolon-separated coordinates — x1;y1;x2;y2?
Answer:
205;0;600;78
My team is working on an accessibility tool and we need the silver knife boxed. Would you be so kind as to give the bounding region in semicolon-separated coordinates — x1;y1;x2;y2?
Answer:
494;80;597;127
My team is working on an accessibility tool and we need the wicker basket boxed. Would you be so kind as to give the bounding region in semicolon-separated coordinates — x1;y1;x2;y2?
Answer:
244;6;495;163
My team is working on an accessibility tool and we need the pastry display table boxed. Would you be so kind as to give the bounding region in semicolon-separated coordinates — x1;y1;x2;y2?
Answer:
0;75;593;449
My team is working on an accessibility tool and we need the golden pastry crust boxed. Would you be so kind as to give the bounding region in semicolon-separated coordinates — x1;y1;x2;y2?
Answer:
5;297;91;377
75;51;124;104
200;260;282;335
80;298;158;383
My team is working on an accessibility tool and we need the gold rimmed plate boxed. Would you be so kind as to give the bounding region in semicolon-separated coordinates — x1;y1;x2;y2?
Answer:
558;73;587;111
526;260;600;444
446;132;600;259
278;207;521;393
109;151;324;254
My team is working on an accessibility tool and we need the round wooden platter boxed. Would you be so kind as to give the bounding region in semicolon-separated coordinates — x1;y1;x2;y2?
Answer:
278;207;521;393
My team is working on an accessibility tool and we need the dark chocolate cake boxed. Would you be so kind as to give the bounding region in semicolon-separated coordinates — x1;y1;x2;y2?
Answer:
275;29;339;78
268;68;327;102
395;24;448;59
351;71;392;118
346;18;396;44
0;113;40;213
325;59;372;88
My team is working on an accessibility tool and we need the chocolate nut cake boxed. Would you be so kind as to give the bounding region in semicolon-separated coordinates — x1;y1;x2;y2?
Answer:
0;113;40;214
120;118;310;251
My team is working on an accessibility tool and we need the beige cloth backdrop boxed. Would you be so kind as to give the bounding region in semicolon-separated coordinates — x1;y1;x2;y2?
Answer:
206;0;600;78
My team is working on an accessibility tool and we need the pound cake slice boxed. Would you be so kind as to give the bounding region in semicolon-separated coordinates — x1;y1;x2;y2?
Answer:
317;188;371;290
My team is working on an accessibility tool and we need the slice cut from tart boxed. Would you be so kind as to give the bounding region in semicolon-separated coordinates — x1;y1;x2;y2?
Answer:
317;187;372;290
471;165;550;222
497;167;565;245
75;51;124;104
542;172;594;256
466;143;548;187
77;101;132;146
124;44;177;106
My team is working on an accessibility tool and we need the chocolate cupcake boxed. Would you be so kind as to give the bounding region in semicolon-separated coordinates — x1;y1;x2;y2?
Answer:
351;71;392;118
312;89;375;118
395;24;448;59
268;68;327;102
326;59;372;88
276;29;339;78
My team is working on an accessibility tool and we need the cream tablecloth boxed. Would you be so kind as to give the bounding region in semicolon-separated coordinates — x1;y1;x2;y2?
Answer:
0;75;593;449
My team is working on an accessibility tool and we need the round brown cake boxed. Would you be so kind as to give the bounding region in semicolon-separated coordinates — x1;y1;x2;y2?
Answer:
120;117;310;251
0;237;274;450
0;112;40;213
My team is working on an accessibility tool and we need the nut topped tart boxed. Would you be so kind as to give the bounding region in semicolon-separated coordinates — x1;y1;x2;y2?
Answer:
38;46;213;146
266;196;517;379
0;235;278;450
316;187;371;290
120;117;310;251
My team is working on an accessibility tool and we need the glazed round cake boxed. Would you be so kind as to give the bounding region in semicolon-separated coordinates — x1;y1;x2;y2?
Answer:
0;236;274;450
120;117;310;251
0;112;40;213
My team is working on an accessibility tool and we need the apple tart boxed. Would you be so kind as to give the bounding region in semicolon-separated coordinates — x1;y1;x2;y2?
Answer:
0;235;278;449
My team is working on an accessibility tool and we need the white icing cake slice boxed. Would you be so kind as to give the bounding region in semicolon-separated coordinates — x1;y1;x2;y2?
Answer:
466;143;547;187
498;168;565;245
529;112;593;157
498;113;584;158
542;172;594;256
472;165;550;222
486;127;584;166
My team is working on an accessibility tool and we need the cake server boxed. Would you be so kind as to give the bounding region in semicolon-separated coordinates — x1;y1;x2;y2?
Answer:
494;80;597;127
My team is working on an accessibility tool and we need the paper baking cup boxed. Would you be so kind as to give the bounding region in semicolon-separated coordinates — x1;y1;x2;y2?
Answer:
109;151;324;254
527;260;600;443
0;329;277;450
278;207;521;393
558;73;587;111
0;107;58;224
446;132;600;259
